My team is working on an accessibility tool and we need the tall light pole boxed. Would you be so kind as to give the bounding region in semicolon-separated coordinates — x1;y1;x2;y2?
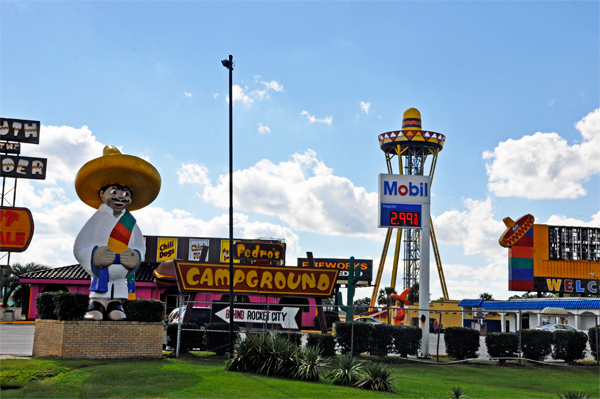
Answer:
221;54;234;356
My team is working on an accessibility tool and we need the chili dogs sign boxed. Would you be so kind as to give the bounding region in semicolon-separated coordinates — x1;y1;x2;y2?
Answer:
173;261;339;297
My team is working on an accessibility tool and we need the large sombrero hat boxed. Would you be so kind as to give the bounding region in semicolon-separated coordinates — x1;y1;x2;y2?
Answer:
75;145;161;211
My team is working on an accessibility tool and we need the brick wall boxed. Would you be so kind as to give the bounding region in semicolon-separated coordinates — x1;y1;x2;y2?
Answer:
33;319;163;359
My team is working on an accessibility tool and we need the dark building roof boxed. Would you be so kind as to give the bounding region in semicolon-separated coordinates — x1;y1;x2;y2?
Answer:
459;298;600;310
20;263;159;283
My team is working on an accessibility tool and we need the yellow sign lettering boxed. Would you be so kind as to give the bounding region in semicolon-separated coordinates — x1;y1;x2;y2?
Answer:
546;279;562;291
186;268;200;286
199;269;213;286
302;273;316;290
261;271;273;288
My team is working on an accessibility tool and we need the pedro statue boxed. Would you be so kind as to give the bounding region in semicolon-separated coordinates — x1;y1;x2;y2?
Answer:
73;145;161;321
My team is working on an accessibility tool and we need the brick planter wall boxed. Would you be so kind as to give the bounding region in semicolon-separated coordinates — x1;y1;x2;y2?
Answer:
33;319;164;359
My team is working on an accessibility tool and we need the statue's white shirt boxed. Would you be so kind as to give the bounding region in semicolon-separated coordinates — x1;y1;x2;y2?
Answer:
73;204;145;299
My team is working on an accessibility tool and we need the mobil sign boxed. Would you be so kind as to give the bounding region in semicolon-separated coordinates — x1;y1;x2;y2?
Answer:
378;174;430;229
379;174;430;204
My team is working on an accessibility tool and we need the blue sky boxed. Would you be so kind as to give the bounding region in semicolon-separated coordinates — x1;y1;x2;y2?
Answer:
2;1;599;301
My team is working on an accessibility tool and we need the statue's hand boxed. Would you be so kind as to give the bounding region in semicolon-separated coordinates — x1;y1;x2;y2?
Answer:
93;246;115;268
120;248;140;270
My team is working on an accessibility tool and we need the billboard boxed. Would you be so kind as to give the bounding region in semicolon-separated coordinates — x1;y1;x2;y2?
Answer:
172;261;339;297
500;215;600;295
297;257;372;285
378;174;430;229
0;207;34;252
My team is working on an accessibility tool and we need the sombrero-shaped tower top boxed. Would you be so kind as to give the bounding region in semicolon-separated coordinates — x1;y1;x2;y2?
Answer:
378;107;446;153
75;145;161;211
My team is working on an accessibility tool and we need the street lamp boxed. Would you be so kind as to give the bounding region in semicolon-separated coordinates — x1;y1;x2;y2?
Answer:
222;55;234;356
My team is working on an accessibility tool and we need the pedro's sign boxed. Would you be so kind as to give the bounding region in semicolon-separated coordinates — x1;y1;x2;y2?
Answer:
233;241;285;262
173;261;338;297
0;206;34;252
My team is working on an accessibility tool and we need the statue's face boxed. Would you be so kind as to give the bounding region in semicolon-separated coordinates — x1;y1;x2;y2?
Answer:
99;185;132;213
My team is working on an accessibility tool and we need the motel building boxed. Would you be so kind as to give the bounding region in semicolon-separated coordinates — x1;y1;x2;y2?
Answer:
459;298;600;333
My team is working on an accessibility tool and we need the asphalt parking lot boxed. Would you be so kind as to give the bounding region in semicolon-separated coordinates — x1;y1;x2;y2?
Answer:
0;323;35;357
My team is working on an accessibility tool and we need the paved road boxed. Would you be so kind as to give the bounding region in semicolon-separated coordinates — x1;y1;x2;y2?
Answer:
0;324;35;357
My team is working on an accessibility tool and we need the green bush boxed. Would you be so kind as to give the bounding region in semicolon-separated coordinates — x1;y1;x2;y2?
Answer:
485;333;518;364
123;299;165;322
204;322;239;356
588;326;599;361
334;322;372;354
275;331;302;347
166;323;204;353
54;293;89;321
552;330;588;363
313;311;340;331
36;292;58;320
307;333;336;357
444;327;480;360
391;325;421;357
226;336;257;372
520;329;552;361
371;323;395;357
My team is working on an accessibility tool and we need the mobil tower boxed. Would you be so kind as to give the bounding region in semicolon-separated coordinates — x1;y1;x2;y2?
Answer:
372;107;448;316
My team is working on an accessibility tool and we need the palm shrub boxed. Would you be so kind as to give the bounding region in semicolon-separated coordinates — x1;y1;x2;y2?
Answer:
307;333;336;357
226;337;258;373
391;325;422;357
551;330;588;363
371;323;394;357
449;386;468;399
356;362;396;392
485;332;518;364
444;327;480;360
587;326;599;361
255;333;299;378
325;354;363;387
557;390;590;399
520;329;553;361
275;331;302;347
295;345;326;382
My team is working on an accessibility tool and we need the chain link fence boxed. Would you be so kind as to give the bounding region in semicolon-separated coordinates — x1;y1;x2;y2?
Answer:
167;300;599;366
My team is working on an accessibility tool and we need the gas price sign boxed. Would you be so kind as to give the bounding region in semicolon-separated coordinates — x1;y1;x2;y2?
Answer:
380;203;421;228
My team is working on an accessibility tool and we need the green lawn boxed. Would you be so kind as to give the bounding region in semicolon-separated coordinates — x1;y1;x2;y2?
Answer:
1;355;598;398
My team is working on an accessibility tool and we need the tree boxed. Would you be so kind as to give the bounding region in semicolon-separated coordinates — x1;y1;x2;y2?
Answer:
407;282;419;305
1;263;49;307
377;286;397;307
479;292;494;301
353;297;371;315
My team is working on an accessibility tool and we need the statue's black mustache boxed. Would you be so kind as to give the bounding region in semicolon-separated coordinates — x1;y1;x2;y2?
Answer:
111;197;131;203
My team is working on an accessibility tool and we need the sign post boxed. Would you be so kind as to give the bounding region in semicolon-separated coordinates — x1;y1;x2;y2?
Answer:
378;174;432;357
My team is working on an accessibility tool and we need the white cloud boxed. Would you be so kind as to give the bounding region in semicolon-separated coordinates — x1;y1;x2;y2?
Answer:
301;111;333;125
483;108;600;199
212;93;219;99
227;85;254;105
25;125;105;184
262;80;283;92
359;101;371;114
258;123;271;134
184;92;193;97
201;150;377;237
434;197;506;262
177;163;210;185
